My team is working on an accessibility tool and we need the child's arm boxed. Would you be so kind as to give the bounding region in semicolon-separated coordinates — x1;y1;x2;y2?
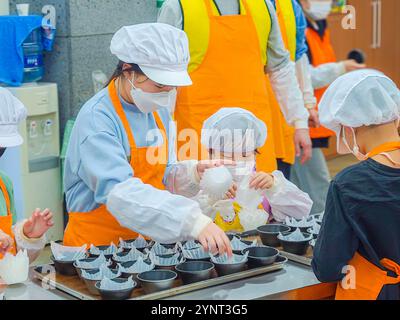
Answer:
312;181;359;283
164;160;202;198
13;209;53;264
251;170;313;222
0;229;14;256
164;160;236;198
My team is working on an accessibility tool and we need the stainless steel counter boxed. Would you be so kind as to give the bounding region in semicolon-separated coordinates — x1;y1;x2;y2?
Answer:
2;262;335;300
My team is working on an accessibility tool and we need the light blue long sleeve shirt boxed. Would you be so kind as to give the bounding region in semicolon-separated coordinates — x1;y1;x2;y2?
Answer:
64;87;214;242
64;88;177;213
271;0;308;61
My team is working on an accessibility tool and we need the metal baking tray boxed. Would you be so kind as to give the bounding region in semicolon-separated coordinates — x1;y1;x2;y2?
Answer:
240;234;313;267
279;250;312;267
33;256;288;300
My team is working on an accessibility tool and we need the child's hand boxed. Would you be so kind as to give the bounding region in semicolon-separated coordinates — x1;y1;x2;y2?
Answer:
249;172;275;191
197;159;236;178
23;209;54;239
0;230;14;255
224;182;237;199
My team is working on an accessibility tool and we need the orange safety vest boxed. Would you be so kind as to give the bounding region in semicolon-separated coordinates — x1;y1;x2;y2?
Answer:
175;0;277;172
63;80;168;247
0;176;16;259
306;27;335;139
335;142;400;300
267;0;297;164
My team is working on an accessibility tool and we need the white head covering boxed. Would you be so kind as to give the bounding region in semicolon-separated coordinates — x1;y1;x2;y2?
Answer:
201;108;267;153
0;88;27;148
319;69;400;154
110;23;192;87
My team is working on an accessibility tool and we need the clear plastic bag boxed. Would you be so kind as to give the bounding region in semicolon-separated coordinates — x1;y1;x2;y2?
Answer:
0;250;29;285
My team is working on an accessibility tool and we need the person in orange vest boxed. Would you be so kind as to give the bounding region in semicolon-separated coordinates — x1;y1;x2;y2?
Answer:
313;69;400;300
63;24;232;256
158;0;313;175
291;0;366;214
0;88;54;263
269;0;319;179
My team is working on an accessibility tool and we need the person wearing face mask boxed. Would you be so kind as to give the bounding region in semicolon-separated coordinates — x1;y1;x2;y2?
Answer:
158;0;314;174
0;88;54;263
313;69;400;300
63;23;232;257
290;0;366;215
190;108;313;232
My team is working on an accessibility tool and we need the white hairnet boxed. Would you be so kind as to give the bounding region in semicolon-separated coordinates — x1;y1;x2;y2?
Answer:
201;108;267;153
319;69;400;153
0;88;27;148
110;23;192;86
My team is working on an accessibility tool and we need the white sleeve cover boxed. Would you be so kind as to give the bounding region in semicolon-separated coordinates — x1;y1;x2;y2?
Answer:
191;191;219;221
296;54;317;108
164;160;201;198
13;221;46;264
264;171;313;222
106;178;212;243
268;61;310;129
309;62;346;90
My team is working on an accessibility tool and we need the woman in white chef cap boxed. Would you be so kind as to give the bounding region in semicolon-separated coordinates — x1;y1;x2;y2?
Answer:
312;69;400;300
63;23;232;256
194;107;313;232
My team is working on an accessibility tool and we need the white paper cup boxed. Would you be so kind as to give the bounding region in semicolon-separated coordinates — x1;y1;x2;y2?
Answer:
16;3;29;16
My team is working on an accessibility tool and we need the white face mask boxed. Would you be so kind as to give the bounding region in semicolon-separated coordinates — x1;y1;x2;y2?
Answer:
305;0;333;21
127;75;177;114
226;160;256;182
341;126;367;161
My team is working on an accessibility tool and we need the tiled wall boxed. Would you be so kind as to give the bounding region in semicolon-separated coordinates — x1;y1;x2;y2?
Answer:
9;0;158;136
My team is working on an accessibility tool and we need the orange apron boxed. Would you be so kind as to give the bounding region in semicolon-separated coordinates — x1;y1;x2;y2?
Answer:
63;80;168;247
306;27;335;139
175;0;277;172
266;0;297;164
335;142;400;300
0;177;16;259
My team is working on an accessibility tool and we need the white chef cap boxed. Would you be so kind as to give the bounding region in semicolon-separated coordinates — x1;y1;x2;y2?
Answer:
319;69;400;154
201;108;267;153
110;23;192;86
0;88;27;148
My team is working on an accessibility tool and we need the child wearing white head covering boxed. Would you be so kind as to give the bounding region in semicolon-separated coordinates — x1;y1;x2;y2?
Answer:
0;88;54;264
193;107;313;232
313;69;400;300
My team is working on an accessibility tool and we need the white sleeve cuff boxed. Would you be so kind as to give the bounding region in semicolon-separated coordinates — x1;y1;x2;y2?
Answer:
189;214;213;239
264;170;283;195
13;221;47;251
294;120;309;129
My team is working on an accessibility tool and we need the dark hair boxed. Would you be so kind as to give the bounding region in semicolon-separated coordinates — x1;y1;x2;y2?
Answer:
105;61;145;87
